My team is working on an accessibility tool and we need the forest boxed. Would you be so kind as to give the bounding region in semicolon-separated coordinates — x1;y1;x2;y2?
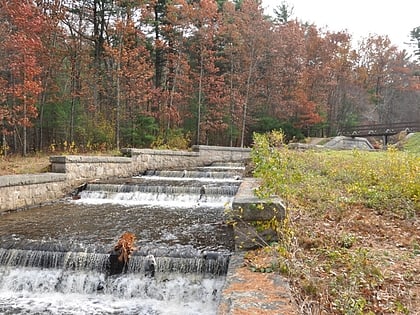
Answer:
0;0;419;155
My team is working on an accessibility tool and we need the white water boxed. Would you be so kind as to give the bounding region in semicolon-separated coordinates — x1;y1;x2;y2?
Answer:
74;190;235;208
134;175;242;183
1;164;242;314
0;266;224;315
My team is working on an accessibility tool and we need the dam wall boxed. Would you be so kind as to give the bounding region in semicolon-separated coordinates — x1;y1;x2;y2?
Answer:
0;146;250;212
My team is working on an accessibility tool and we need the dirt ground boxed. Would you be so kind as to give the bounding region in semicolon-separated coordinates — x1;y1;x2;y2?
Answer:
244;204;420;314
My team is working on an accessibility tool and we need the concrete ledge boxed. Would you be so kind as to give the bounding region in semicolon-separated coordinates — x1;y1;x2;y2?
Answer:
229;178;286;250
0;173;69;212
0;173;67;188
50;155;131;165
49;155;133;178
232;178;285;221
50;155;131;173
121;148;199;157
193;145;252;153
218;253;298;314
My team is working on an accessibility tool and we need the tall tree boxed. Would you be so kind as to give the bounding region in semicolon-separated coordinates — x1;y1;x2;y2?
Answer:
357;35;401;124
273;1;294;24
0;0;45;155
219;0;245;146
105;1;154;149
188;0;229;145
410;26;420;60
232;0;271;147
34;0;67;150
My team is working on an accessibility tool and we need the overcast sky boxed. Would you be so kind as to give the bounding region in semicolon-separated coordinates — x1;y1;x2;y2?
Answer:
262;0;419;51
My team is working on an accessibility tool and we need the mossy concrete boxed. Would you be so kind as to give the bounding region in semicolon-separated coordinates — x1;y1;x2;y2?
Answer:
228;178;286;250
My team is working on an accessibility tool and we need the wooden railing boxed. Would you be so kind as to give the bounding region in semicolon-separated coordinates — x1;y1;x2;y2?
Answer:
338;121;420;137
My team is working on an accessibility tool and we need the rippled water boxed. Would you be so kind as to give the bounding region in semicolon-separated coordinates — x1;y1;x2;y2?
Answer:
0;166;240;314
0;201;234;253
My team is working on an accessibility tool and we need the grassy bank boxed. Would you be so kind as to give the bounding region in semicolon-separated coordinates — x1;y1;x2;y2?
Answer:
401;132;420;154
248;132;419;314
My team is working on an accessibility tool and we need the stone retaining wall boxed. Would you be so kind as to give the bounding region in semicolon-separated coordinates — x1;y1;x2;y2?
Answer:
0;145;251;212
50;155;133;181
124;148;200;173
125;145;251;173
0;173;68;212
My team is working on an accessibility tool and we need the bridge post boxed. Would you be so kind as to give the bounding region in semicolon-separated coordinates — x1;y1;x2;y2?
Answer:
383;135;388;149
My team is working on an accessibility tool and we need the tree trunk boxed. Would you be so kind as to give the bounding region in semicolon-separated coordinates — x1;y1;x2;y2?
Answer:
197;50;204;145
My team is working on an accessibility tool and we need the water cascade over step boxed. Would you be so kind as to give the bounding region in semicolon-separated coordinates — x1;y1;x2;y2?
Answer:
0;162;243;314
0;248;229;275
75;163;242;207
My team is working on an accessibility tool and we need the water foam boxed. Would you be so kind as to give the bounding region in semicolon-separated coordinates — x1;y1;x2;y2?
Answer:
74;190;235;208
0;266;224;315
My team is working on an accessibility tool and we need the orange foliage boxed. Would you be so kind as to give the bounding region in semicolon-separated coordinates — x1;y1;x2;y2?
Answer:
113;232;138;264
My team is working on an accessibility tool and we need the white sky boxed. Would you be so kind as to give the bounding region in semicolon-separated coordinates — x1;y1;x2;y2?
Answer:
262;0;419;52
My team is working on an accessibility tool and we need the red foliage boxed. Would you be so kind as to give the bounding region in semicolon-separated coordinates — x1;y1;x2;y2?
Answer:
0;1;46;133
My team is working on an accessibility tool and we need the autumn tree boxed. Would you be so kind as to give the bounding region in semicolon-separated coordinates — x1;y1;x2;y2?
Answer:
34;0;67;151
261;21;309;135
0;0;46;155
105;1;154;149
302;29;364;136
60;0;121;149
229;0;272;147
322;32;363;135
186;0;230;145
357;36;404;124
219;0;245;146
1;0;418;152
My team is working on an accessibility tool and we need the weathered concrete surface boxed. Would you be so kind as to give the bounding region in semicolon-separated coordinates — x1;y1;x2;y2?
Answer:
0;173;67;187
124;148;200;173
219;179;298;314
0;173;69;212
229;178;286;250
124;145;251;173
50;155;133;181
218;253;298;315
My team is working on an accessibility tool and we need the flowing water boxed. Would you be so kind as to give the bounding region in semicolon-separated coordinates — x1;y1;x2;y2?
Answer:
0;163;243;314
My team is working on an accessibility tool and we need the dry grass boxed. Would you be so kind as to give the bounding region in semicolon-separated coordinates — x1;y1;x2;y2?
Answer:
0;149;122;176
249;131;419;314
0;153;51;176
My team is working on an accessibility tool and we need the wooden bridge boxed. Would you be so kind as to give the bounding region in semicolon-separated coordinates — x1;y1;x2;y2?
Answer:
338;121;420;146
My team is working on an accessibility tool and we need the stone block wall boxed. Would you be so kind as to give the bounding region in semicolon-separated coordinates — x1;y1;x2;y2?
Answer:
50;155;133;182
123;145;251;173
0;173;68;213
193;145;251;165
124;148;200;173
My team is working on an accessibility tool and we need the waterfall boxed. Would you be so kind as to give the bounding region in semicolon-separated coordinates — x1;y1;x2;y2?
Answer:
0;266;225;315
0;162;243;314
75;173;241;207
0;248;229;275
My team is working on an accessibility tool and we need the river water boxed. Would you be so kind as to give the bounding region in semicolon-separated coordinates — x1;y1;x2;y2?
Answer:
0;165;243;314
